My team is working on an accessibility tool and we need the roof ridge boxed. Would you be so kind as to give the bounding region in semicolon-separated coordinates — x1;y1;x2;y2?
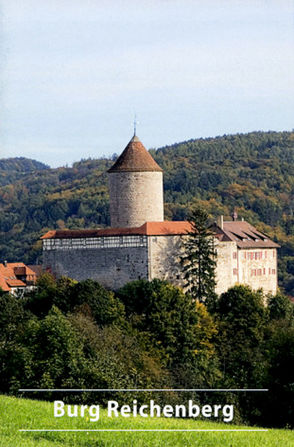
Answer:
41;221;192;239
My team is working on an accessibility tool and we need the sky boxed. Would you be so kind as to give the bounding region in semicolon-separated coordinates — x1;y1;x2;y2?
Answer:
1;0;294;167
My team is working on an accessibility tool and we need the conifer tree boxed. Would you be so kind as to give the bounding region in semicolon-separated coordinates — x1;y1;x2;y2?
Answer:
180;207;217;303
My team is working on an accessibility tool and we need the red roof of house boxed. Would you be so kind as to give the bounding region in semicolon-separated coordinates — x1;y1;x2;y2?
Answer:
108;135;162;173
41;221;193;239
0;262;37;292
0;277;11;292
213;221;280;249
6;279;26;287
8;263;37;277
0;264;26;291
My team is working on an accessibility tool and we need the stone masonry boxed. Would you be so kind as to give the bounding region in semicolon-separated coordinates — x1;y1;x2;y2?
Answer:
109;171;163;228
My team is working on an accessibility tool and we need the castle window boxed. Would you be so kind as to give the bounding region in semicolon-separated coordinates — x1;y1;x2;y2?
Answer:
263;268;266;275
243;252;247;260
233;252;237;259
265;251;267;259
257;269;262;276
272;269;276;275
233;268;238;275
251;269;256;276
273;251;275;258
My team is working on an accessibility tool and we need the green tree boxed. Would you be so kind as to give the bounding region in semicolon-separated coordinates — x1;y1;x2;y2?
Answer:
117;279;219;374
267;292;294;321
69;311;170;397
213;285;267;388
212;285;269;424
25;276;124;327
69;279;125;327
117;279;198;362
21;306;86;390
0;294;30;393
180;207;217;303
25;273;58;317
262;321;294;427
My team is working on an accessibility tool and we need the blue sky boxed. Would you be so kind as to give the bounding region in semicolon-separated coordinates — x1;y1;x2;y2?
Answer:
1;0;294;167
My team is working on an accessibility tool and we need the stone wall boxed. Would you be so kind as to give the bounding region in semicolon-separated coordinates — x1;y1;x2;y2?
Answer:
148;236;278;296
149;235;240;296
108;171;164;228
43;245;148;290
215;240;237;295
238;248;278;295
43;236;278;295
148;235;183;285
148;236;240;295
215;243;278;295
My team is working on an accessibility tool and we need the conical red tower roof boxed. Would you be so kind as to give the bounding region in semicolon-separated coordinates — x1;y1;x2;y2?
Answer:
108;135;162;172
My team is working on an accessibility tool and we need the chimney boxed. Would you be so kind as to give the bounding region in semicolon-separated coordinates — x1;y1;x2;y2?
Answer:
232;210;238;221
3;260;7;267
217;215;224;230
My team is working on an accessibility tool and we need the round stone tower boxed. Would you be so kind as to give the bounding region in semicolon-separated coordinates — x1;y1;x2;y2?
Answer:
108;135;164;228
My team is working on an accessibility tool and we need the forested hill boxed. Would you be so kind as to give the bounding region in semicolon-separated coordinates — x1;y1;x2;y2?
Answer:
0;157;49;186
0;131;293;295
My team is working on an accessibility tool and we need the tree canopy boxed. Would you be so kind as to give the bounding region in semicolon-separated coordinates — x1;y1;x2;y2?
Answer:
0;276;293;427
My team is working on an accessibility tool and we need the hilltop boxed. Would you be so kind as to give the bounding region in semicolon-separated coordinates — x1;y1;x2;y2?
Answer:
0;131;293;295
0;157;49;186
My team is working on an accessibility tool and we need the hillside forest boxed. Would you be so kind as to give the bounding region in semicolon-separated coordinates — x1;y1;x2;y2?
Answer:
0;130;293;296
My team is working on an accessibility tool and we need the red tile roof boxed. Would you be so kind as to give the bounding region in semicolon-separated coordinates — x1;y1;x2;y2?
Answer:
0;277;11;292
6;279;26;287
214;221;280;249
0;262;37;292
42;219;279;250
108;135;162;173
8;263;37;277
41;221;193;239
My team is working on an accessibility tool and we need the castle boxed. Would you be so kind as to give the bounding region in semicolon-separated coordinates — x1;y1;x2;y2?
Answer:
42;134;279;295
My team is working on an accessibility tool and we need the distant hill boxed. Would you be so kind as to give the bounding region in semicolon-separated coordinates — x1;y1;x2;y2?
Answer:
0;157;49;186
0;131;293;295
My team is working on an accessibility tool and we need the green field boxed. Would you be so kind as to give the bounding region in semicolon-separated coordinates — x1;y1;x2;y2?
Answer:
0;395;293;447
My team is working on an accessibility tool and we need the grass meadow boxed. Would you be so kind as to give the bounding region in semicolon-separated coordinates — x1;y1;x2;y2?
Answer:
0;395;293;447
